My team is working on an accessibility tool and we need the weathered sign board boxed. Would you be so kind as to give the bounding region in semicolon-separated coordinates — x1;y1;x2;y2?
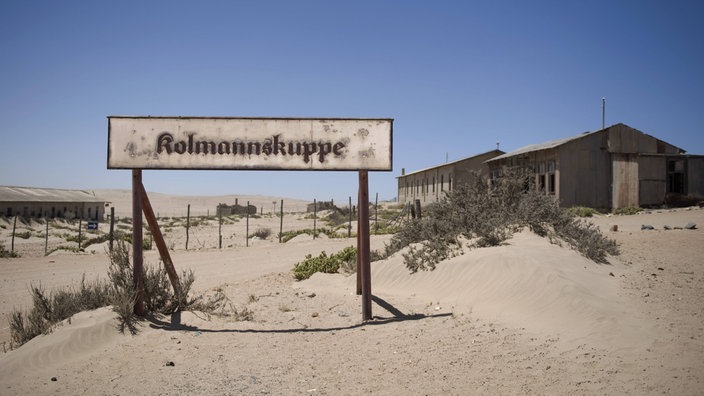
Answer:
108;116;393;171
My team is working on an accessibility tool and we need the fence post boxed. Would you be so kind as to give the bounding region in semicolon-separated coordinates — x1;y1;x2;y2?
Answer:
279;199;284;243
11;216;17;253
44;217;49;255
109;207;115;252
374;192;379;234
77;218;83;251
246;201;250;247
348;196;352;238
218;210;223;249
185;204;190;250
313;198;317;239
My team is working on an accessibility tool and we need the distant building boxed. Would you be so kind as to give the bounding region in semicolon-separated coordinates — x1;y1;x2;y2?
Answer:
486;123;704;210
216;202;257;216
307;200;336;213
397;149;505;206
0;186;107;220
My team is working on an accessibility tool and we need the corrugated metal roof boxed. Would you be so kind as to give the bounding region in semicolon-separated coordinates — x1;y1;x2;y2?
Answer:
398;149;505;178
0;186;106;203
487;131;597;161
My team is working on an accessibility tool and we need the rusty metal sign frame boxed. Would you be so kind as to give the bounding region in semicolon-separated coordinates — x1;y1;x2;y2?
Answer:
111;116;392;322
108;116;392;171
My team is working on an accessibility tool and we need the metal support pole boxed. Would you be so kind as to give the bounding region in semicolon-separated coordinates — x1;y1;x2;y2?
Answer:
132;169;145;316
358;170;372;321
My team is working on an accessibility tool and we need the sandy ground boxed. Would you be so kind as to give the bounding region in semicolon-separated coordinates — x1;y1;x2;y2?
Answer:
0;194;702;395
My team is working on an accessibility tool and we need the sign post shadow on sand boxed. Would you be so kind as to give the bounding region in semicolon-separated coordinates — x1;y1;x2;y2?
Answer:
108;116;393;321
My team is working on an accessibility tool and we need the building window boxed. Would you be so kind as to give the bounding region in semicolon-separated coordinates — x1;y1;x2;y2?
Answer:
448;175;452;191
432;177;436;193
667;159;685;194
538;162;546;192
440;175;444;191
547;160;556;194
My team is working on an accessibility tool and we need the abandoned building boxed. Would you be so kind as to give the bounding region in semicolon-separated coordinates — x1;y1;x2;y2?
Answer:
307;200;337;213
485;123;704;210
397;149;505;206
0;186;107;220
398;123;703;211
216;202;257;216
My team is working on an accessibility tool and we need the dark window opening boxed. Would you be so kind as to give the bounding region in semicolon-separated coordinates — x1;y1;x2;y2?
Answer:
667;159;685;194
539;174;546;191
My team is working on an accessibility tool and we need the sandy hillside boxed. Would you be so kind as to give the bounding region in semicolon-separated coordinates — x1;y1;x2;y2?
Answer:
0;202;702;395
92;189;312;218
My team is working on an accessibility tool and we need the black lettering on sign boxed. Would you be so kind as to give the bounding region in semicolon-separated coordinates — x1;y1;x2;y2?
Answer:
155;132;348;163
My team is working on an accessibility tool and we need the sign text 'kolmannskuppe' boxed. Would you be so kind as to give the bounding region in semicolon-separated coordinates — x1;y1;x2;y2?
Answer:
108;117;392;171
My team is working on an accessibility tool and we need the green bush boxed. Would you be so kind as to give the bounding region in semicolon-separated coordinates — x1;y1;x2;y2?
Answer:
0;243;20;258
293;246;357;280
15;231;32;240
279;228;340;242
614;206;643;215
566;206;600;218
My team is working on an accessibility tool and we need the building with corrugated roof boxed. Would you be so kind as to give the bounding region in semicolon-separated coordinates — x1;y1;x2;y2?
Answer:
0;186;106;220
485;123;704;210
397;149;504;206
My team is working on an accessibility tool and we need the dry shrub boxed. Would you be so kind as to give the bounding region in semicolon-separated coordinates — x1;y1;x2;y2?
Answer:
8;239;198;348
9;277;112;347
250;227;272;239
387;168;619;273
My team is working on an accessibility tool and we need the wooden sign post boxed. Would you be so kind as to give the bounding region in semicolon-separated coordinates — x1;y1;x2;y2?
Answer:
109;117;393;320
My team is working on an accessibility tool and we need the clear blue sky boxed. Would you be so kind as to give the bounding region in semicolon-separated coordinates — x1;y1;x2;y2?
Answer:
1;1;702;203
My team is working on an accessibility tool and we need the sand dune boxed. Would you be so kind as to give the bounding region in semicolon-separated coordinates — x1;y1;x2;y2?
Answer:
0;202;702;394
368;230;652;350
